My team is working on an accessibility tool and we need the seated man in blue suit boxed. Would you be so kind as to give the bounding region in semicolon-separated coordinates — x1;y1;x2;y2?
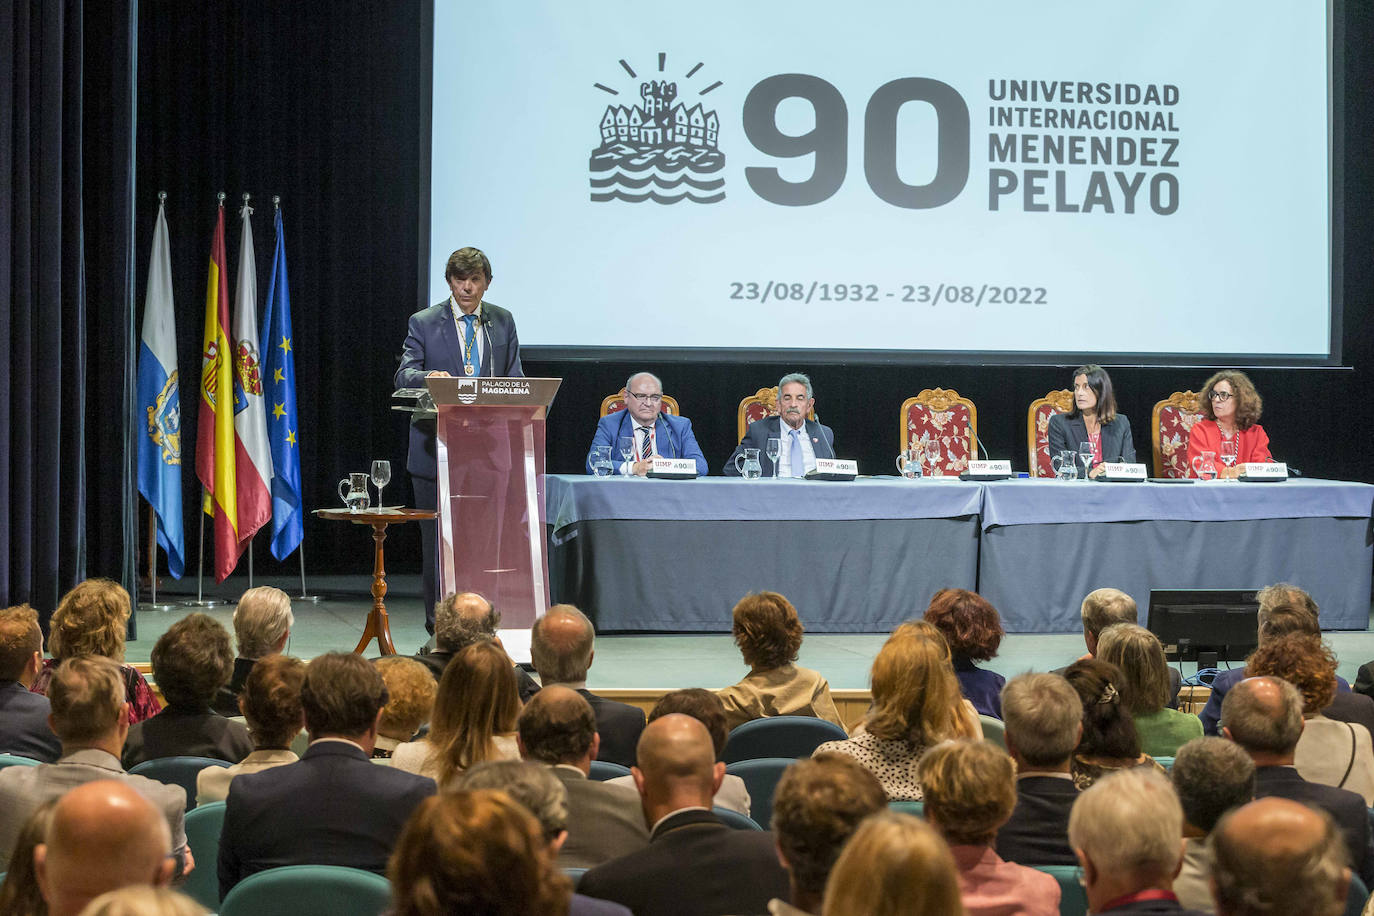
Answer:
585;372;708;476
725;372;835;478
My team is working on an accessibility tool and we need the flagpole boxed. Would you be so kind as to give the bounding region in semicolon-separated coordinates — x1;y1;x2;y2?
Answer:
184;486;225;607
295;538;324;603
143;502;175;610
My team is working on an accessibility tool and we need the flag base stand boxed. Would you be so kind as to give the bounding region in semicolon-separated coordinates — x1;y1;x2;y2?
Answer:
181;598;229;608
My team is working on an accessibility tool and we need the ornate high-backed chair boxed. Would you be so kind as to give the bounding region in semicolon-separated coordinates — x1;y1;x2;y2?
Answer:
737;386;816;442
1027;389;1074;478
900;389;977;476
1152;390;1204;478
599;391;680;418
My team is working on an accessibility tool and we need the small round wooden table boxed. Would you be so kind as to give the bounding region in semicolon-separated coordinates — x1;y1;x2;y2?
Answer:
313;507;436;655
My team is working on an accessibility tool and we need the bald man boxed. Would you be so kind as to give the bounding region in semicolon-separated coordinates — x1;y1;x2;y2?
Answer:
1209;798;1350;916
530;605;644;767
584;372;708;477
34;780;176;916
414;591;539;700
577;714;789;916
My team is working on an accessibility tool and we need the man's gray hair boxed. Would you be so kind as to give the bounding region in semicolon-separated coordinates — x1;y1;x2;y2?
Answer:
1001;673;1083;767
1171;737;1255;833
1209;801;1348;916
778;372;813;400
233;586;294;659
530;604;595;684
625;371;662;394
1080;588;1137;640
1220;676;1303;755
454;759;569;838
1068;768;1183;882
433;592;500;653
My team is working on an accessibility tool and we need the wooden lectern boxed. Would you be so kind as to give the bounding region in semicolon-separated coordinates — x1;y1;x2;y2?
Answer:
425;376;561;629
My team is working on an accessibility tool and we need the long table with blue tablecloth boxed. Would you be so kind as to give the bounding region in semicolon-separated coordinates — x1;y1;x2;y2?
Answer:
545;475;1374;633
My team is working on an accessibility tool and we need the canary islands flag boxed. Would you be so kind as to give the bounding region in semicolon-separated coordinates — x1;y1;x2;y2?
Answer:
262;204;303;561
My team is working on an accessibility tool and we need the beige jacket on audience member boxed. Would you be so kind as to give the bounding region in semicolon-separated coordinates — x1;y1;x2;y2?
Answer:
389;734;520;785
196;748;300;807
1295;715;1374;806
717;664;845;731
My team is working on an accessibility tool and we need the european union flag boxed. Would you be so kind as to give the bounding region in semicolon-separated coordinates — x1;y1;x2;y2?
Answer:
261;204;303;561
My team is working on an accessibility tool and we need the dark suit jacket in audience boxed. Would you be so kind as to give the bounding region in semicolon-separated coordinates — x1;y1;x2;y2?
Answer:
552;765;650;868
578;809;790;916
0;680;61;762
122;706;256;769
1324;690;1374;737
212;657;257;717
995;774;1080;866
217;738;435;898
413;650;540;702
1253;764;1374;886
576;689;646;768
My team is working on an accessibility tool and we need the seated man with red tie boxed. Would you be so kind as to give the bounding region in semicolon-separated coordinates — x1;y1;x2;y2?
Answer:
585;372;709;476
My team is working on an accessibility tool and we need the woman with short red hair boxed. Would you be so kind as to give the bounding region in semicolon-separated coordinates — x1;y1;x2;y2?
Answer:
924;589;1005;719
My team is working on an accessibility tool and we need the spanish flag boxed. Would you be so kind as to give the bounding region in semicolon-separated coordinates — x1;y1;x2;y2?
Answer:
196;202;243;581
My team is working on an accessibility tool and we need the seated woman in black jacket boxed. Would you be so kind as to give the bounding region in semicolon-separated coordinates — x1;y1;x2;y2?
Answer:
1047;364;1136;478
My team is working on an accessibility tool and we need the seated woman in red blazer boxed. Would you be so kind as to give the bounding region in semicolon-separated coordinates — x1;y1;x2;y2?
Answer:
1187;369;1271;478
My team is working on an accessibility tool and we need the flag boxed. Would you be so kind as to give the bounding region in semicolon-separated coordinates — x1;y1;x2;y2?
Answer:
262;204;303;561
135;200;185;578
230;200;273;550
196;203;242;582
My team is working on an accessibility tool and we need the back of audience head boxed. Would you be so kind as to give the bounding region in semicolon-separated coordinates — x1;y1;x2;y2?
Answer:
1000;672;1082;770
1209;797;1348;916
0;603;43;686
1079;587;1137;654
821;811;964;916
388;789;570;916
866;621;973;747
1171;737;1255;835
1256;604;1320;643
454;759;569;849
732;591;804;672
374;657;437;743
647;688;729;759
150;613;233;710
35;780;174;916
77;886;207;916
530;604;595;684
771;754;887;913
1244;633;1336;716
49;656;127;747
1062;657;1139;760
1255;583;1318;630
433;592;500;654
633;713;722;812
923;588;1003;663
0;797;58;916
1068;768;1184;903
517;685;596;767
1220;676;1304;757
429;640;520;783
48;579;131;664
300;652;388;742
231;586;293;659
1095;623;1172;718
240;654;306;749
919;739;1018;847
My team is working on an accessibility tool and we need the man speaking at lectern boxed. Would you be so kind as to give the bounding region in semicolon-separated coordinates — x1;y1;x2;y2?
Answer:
395;247;523;637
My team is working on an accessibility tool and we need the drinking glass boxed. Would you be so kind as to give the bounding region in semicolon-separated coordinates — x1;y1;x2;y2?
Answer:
617;435;640;479
926;442;943;477
1219;438;1238;471
371;460;391;509
1078;442;1094;480
590;445;613;477
765;437;780;475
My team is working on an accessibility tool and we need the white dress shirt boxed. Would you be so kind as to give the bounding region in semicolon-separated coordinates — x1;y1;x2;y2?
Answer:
449;297;485;374
775;420;816;478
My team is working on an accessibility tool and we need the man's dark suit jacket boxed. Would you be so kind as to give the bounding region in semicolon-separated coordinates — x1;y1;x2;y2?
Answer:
217;739;435;898
578;809;790;916
578;689;646;768
0;680;60;762
394;299;523;479
1046;412;1136;465
412;649;540;702
1202;669;1353;735
995;775;1080;866
122;706;255;769
1253;765;1374;886
212;657;257;717
725;417;836;478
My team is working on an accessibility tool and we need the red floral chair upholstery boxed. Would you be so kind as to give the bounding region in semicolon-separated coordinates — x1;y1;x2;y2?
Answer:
737;387;816;442
900;389;977;477
1027;390;1074;478
1152;390;1203;478
600;392;680;418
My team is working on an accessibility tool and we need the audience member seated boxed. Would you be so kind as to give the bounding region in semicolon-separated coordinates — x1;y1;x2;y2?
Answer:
195;655;305;806
34;781;177;916
924;589;1007;719
452;760;633;916
1250;605;1374;736
1064;658;1163;789
391;640;521;785
217;653;435;897
0;656;189;871
413;591;539;701
0;603;61;761
920;739;1060;916
814;621;981;800
212;586;293;716
995;672;1083;867
516;686;649;868
77;886;208;916
1244;633;1374;804
388;790;574;916
1067;587;1182;708
1208;797;1349;916
716;591;843;730
578;715;790;916
30;580;160;723
1068;768;1206;916
1096;624;1203;757
820;810;964;916
769;754;887;916
372;657;437;759
531;605;645;767
606;688;751;815
1217;675;1374;887
122;614;253;768
0;798;56;916
1168;737;1255;913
